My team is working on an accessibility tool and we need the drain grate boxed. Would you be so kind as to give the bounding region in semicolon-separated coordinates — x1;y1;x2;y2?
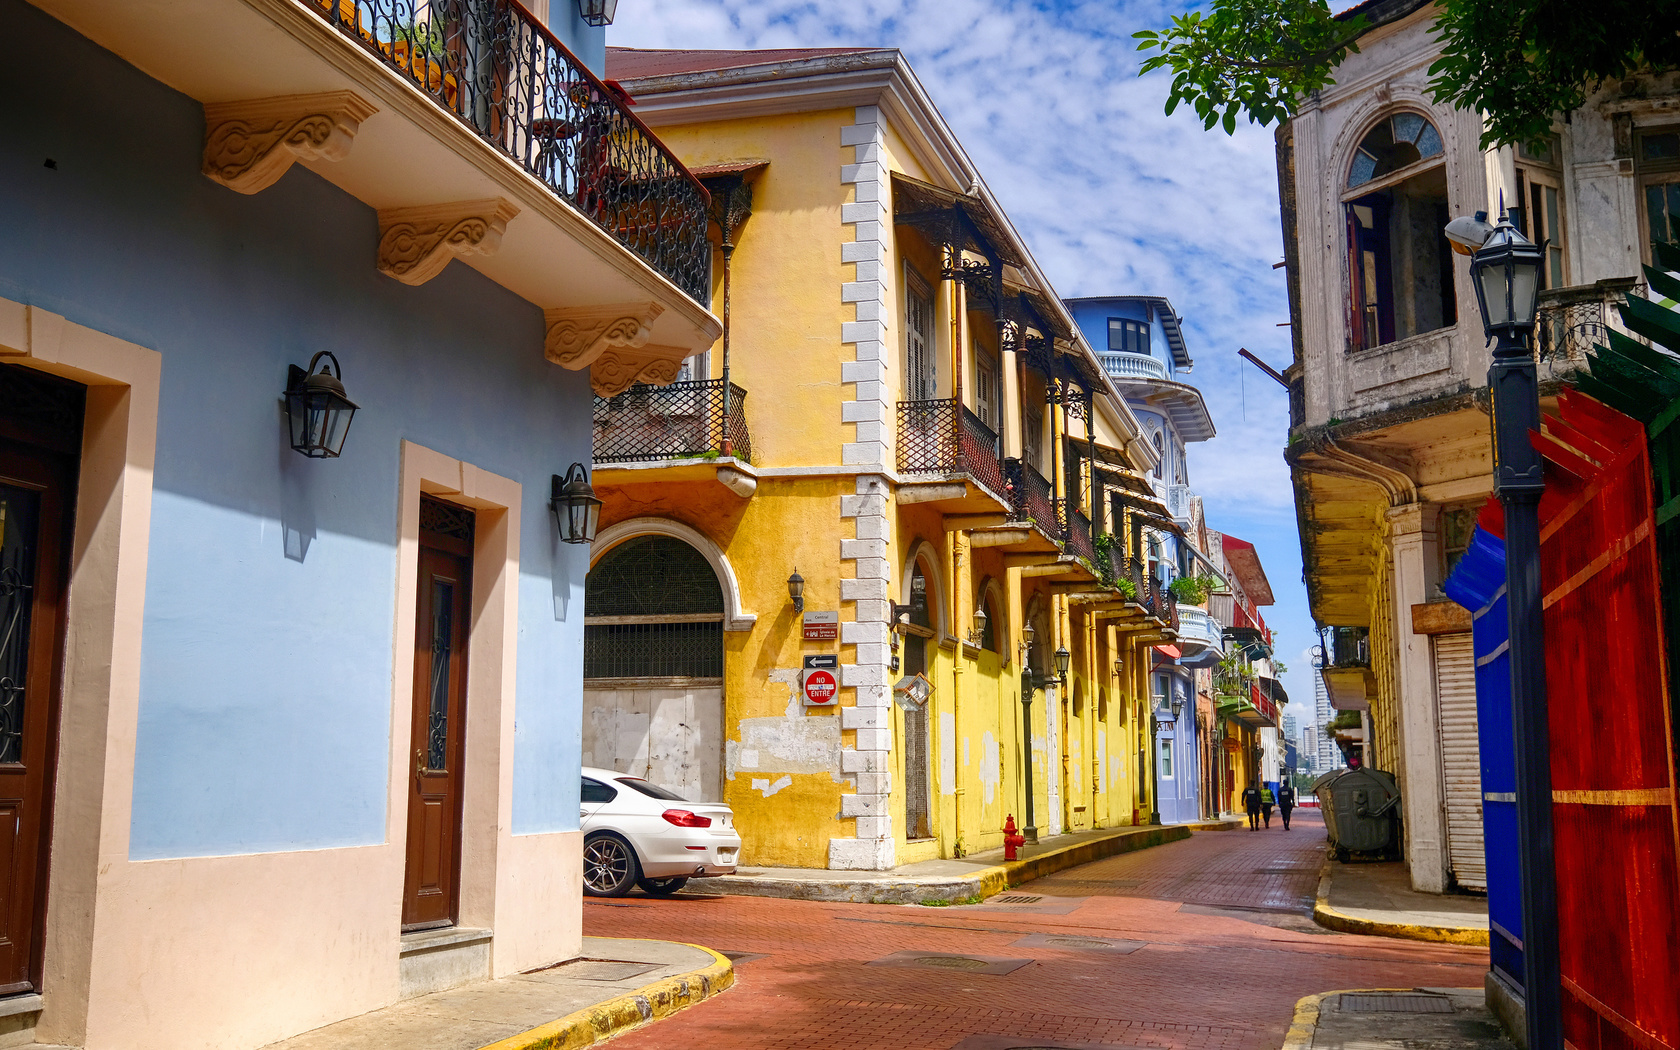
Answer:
1340;993;1455;1014
915;956;992;970
991;894;1042;904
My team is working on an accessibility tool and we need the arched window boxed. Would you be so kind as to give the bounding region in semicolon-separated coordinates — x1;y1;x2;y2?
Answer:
1344;112;1456;350
1347;113;1443;190
585;535;723;678
1151;430;1164;479
979;593;998;652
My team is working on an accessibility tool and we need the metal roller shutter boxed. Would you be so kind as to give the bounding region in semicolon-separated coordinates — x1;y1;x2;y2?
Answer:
1434;632;1485;891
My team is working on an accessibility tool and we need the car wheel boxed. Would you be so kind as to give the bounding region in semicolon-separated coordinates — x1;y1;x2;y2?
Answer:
583;833;640;897
637;876;690;896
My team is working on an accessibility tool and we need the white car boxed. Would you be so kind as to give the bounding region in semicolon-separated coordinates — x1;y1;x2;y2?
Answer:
580;767;742;897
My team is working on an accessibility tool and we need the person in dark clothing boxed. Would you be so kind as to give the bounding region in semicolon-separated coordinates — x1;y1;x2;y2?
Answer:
1278;782;1297;830
1241;784;1262;829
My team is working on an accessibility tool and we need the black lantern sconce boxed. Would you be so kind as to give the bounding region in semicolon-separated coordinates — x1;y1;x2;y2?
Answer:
966;604;989;647
1053;645;1071;689
788;569;805;614
889;573;927;624
550;464;601;545
1170;694;1185;723
285;351;358;458
577;0;619;26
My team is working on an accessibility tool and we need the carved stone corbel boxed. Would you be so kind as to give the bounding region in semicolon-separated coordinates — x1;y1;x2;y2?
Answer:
542;303;664;369
589;346;693;397
376;199;520;286
203;92;378;194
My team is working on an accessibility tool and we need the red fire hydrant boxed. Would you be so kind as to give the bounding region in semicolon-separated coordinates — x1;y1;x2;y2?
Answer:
1003;814;1025;861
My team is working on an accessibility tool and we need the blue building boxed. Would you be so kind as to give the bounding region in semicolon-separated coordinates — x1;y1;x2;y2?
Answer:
1064;296;1219;824
0;0;716;1046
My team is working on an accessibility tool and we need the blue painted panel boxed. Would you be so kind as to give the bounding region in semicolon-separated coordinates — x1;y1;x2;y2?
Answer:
1;0;591;856
1444;525;1523;987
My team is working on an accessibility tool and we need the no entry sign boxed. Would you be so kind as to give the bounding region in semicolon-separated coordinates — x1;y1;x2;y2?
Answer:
802;654;839;706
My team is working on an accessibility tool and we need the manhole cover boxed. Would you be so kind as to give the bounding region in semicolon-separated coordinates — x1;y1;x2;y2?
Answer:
1046;937;1114;948
1012;932;1146;954
992;895;1042;904
1340;993;1455;1014
915;955;991;970
868;951;1034;975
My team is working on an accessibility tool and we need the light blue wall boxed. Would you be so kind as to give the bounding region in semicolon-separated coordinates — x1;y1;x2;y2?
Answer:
1065;298;1171;371
1;0;588;858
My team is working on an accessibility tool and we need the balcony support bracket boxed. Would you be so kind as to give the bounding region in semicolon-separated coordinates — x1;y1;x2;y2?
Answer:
377;198;520;286
203;91;378;195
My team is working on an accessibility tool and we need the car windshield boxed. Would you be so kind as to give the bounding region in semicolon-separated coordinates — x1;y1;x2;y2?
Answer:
615;777;687;801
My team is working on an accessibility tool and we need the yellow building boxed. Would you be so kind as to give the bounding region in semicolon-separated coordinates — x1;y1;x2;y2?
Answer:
584;47;1183;869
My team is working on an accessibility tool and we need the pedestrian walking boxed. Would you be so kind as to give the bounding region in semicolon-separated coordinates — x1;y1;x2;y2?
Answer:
1260;785;1275;828
1278;781;1296;830
1241;784;1261;830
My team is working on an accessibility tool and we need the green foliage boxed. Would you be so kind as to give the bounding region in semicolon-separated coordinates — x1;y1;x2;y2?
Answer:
1328;710;1361;731
1133;0;1367;134
919;893;985;907
394;17;446;58
1271;658;1289;676
1167;573;1220;605
1214;652;1250;694
1136;0;1679;149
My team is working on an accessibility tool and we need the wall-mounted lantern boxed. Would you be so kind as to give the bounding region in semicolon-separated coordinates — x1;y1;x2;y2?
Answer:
551;464;601;545
967;604;989;647
577;0;619;26
1053;645;1071;688
787;569;805;613
285;351;358;458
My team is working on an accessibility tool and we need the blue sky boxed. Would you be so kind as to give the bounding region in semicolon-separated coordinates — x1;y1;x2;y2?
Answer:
611;0;1320;719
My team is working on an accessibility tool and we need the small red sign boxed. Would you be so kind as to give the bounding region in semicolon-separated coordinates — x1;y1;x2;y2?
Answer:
803;669;838;706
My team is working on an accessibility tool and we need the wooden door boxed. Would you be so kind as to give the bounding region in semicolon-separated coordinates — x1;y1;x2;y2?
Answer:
402;500;473;931
0;443;72;992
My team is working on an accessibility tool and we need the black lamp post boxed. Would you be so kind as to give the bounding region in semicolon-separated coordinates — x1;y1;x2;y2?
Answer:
550;464;601;545
285;351;358;458
1018;622;1055;844
1457;211;1559;1050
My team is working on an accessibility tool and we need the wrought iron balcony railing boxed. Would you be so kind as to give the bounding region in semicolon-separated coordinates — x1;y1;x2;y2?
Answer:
594;379;750;463
1322;625;1369;668
1536;277;1646;375
1060;500;1096;565
311;0;710;302
1004;459;1060;542
896;400;1008;499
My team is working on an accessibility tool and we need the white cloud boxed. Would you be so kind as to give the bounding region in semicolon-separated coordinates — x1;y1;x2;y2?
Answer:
612;0;1318;662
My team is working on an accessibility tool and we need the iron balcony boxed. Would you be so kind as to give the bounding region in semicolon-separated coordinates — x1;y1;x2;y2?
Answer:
896;400;1008;503
594;379;751;463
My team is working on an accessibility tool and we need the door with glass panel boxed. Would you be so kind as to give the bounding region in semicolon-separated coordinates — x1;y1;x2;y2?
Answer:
403;498;473;930
0;443;71;992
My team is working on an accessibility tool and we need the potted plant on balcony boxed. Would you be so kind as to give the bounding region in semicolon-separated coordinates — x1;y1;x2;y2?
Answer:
1167;573;1219;605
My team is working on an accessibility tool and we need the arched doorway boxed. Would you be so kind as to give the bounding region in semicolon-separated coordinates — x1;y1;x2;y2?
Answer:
583;534;725;801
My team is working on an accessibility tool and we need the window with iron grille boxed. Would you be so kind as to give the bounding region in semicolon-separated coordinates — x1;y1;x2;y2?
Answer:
585;535;723;679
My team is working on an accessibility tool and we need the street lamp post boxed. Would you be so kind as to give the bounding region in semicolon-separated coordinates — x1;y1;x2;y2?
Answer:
1450;209;1560;1050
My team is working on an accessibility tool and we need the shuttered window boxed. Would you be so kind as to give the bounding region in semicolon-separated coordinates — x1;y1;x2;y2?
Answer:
905;269;936;401
1434;632;1485;891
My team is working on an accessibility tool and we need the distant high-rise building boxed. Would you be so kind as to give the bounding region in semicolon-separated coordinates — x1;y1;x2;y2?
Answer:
1313;653;1340;770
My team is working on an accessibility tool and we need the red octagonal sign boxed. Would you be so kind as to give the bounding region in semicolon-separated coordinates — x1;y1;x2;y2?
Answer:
803;668;838;706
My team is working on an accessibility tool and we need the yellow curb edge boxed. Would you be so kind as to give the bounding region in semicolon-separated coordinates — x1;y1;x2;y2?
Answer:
477;941;735;1050
1311;862;1490;947
1282;988;1413;1050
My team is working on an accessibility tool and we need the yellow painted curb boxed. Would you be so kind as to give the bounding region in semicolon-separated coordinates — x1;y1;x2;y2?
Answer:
1282;988;1411;1050
952;824;1191;901
477;942;735;1050
1312;863;1490;947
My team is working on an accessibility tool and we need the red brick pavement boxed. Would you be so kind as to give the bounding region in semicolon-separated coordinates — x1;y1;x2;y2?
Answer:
583;811;1485;1050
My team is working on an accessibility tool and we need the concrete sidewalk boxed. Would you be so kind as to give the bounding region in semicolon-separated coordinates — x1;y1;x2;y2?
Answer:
1284;987;1512;1050
257;937;731;1050
712;821;1218;904
1313;860;1490;945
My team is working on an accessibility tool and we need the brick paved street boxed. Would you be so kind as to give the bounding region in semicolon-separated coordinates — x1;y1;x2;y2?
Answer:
583;811;1487;1050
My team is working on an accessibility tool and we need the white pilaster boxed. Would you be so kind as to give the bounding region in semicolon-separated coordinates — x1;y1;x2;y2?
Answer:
1389;502;1448;893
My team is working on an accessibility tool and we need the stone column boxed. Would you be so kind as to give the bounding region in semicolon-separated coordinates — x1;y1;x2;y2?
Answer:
1387;502;1448;893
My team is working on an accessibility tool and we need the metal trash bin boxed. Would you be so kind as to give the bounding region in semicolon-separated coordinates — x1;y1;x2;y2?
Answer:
1311;767;1401;859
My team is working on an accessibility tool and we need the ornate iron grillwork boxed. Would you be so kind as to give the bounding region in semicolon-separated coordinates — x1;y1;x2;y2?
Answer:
593;379;750;463
585;534;723;677
309;0;710;302
426;578;453;770
1536;279;1645;374
1061;501;1096;565
1005;458;1061;543
895;400;1007;499
420;497;476;542
0;486;39;765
